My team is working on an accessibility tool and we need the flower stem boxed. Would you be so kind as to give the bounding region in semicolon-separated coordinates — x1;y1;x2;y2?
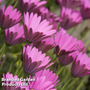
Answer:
0;43;6;61
61;77;72;90
0;56;6;71
56;66;64;76
13;0;18;9
14;61;22;76
76;76;86;90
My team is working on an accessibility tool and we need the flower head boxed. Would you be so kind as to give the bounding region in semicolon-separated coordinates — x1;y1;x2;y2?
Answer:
33;37;55;53
71;52;90;77
3;72;28;90
19;0;47;12
57;0;81;9
22;45;53;74
60;7;82;30
54;28;86;65
28;69;59;90
23;12;56;43
58;51;78;65
80;0;90;19
0;5;21;29
37;7;60;29
5;23;25;45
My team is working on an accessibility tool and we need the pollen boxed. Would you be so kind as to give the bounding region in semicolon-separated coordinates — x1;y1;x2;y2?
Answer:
57;50;61;55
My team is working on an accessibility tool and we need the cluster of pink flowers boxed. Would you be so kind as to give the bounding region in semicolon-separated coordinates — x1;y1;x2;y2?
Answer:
58;0;90;30
0;0;90;89
3;69;59;90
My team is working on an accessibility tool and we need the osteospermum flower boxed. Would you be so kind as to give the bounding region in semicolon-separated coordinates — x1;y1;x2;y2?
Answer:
54;28;86;65
0;5;21;29
37;6;60;29
28;69;59;90
19;0;47;12
22;45;53;74
58;51;78;65
80;0;90;19
57;0;81;9
5;23;25;45
60;7;82;30
71;52;90;77
23;12;56;43
3;72;28;90
33;37;55;53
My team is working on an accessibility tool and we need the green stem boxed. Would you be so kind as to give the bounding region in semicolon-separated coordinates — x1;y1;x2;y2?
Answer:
61;77;72;90
14;61;22;76
0;43;6;61
13;0;18;9
8;62;14;72
56;66;64;76
76;76;86;90
0;43;5;53
18;67;23;77
0;56;6;71
8;0;16;5
67;78;79;89
53;56;57;62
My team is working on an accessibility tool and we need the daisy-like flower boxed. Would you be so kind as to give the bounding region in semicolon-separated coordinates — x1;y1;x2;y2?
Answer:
37;6;60;29
80;0;90;19
0;5;21;29
60;7;82;30
19;0;47;12
3;72;28;90
58;51;78;65
28;69;59;90
23;12;56;43
22;45;53;74
54;28;86;65
5;23;25;45
33;37;55;53
57;0;81;9
71;52;90;77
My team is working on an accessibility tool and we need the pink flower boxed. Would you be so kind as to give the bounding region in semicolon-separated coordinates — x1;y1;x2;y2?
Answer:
54;28;86;65
37;7;60;29
19;0;47;12
0;0;2;4
33;37;55;53
71;52;90;77
28;69;59;90
60;7;82;30
5;23;25;45
22;45;53;74
0;5;21;29
80;0;90;19
58;51;78;65
3;72;28;90
57;0;81;9
23;12;56;43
